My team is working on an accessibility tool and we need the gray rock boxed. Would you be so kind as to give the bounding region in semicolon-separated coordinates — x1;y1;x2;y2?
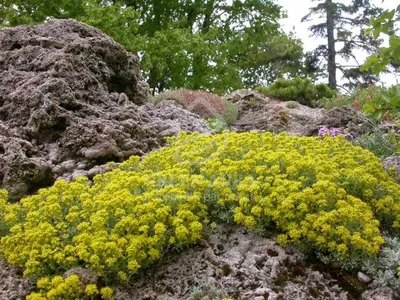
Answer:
71;171;88;181
88;166;104;178
61;160;76;172
361;286;399;300
51;165;63;175
114;225;348;300
0;19;211;201
358;271;372;284
142;100;212;136
76;162;87;170
0;258;34;299
56;175;72;182
226;89;369;137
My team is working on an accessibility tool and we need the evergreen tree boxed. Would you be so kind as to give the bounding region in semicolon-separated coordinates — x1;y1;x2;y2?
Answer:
302;0;383;90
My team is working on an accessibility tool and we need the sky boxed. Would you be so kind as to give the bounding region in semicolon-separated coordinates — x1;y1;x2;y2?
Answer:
276;0;399;88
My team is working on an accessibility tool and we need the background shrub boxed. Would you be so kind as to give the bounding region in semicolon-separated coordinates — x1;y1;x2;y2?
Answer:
152;89;237;121
256;77;335;107
317;84;395;113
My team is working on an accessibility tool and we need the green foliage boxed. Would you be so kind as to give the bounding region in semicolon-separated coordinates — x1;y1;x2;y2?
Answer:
187;282;227;300
0;0;306;94
362;235;400;290
362;85;400;120
207;119;228;133
360;5;400;119
317;84;388;109
362;5;400;76
221;101;238;126
286;101;300;109
353;125;400;159
1;132;400;298
256;77;335;107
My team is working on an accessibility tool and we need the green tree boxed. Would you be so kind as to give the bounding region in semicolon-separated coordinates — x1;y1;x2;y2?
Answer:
0;0;306;94
360;5;400;120
302;0;384;91
362;4;400;75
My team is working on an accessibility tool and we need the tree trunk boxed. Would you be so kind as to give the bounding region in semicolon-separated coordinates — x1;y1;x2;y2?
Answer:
326;0;337;90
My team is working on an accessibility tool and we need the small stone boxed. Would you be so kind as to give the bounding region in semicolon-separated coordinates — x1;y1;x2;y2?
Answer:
254;288;271;296
357;271;372;284
88;166;102;178
71;171;88;181
51;165;63;175
61;160;76;172
77;162;87;170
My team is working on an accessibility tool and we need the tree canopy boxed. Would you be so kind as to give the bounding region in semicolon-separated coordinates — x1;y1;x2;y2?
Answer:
0;0;306;94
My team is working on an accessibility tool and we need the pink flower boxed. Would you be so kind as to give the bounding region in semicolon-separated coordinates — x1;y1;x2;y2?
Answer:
318;127;330;136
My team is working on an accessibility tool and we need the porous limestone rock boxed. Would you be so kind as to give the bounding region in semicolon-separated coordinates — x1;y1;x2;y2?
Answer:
0;19;210;200
225;89;369;136
0;258;34;299
361;286;399;300
114;225;349;300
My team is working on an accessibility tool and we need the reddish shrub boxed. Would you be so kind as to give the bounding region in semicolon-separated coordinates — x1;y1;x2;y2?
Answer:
154;89;227;119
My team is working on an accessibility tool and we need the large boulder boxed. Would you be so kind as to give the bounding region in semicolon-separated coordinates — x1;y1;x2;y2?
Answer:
0;19;210;201
225;89;369;136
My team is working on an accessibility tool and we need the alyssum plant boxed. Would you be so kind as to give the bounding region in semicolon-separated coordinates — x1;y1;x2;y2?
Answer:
0;132;399;299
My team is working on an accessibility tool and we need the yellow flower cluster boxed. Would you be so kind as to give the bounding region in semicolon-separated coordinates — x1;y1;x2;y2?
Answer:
26;274;113;299
0;131;399;299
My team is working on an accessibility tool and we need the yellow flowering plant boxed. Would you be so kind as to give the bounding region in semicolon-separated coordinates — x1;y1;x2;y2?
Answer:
0;132;400;299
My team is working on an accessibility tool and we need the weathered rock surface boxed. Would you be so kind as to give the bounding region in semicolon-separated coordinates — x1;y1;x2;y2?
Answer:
0;258;34;299
143;100;213;138
0;19;210;200
225;89;369;136
361;286;399;300
382;156;400;182
114;225;349;300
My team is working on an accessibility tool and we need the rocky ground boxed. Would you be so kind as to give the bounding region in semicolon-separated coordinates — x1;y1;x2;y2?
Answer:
0;225;398;299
